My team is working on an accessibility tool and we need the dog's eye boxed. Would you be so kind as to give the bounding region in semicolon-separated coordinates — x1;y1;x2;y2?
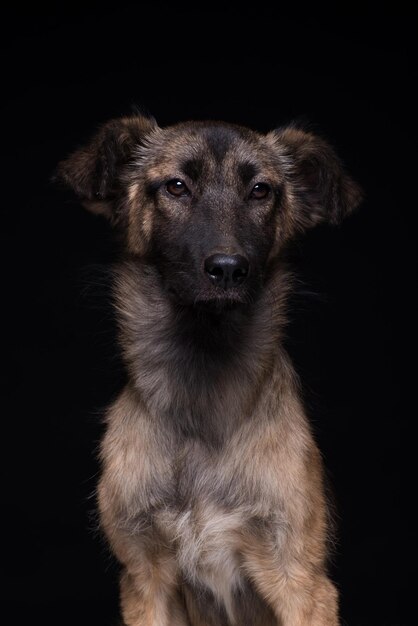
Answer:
250;183;271;199
166;179;190;197
250;183;270;200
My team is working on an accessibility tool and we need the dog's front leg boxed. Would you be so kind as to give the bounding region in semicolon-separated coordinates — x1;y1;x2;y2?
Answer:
100;514;190;625
241;542;339;626
100;514;188;626
118;554;190;626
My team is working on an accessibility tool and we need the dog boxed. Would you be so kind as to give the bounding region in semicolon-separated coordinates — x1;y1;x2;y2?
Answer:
56;113;362;625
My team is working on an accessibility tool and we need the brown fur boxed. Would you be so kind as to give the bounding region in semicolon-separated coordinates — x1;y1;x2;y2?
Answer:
56;114;362;625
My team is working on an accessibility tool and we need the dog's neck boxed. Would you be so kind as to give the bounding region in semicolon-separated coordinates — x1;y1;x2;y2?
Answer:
114;258;293;445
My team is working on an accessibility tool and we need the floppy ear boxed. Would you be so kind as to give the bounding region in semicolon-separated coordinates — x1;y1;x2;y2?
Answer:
54;114;157;221
269;125;362;227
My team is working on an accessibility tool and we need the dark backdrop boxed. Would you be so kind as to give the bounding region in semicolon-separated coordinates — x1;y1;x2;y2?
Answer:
3;3;415;625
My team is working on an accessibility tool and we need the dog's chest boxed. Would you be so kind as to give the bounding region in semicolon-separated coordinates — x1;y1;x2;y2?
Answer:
152;442;250;615
156;498;245;617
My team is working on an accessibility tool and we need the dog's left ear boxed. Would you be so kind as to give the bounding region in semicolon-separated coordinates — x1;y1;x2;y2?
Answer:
268;125;362;227
54;114;158;221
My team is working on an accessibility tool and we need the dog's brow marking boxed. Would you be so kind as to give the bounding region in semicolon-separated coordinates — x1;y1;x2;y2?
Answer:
238;161;259;186
180;157;204;182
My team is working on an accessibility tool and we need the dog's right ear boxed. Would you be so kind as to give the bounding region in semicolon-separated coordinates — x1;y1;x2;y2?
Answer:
54;114;158;221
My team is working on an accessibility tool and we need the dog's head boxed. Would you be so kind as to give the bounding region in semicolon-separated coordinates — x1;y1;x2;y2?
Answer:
56;114;361;307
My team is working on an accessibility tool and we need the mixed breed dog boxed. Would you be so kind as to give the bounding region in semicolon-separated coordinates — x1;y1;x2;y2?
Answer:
56;113;361;625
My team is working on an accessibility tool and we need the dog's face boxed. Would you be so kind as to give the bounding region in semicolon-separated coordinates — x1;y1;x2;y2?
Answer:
56;115;361;307
132;122;287;307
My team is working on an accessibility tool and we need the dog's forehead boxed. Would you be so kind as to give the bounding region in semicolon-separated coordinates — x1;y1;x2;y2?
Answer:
138;121;279;181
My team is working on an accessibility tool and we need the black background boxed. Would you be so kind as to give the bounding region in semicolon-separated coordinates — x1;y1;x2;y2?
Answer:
3;3;416;625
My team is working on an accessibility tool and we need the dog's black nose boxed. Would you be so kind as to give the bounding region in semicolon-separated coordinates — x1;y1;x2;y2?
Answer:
204;254;249;289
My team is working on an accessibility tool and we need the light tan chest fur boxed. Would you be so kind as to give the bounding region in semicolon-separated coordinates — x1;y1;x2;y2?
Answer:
98;385;318;619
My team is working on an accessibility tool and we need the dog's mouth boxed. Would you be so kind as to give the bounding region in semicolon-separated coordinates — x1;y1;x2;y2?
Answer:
168;285;251;311
194;293;249;312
